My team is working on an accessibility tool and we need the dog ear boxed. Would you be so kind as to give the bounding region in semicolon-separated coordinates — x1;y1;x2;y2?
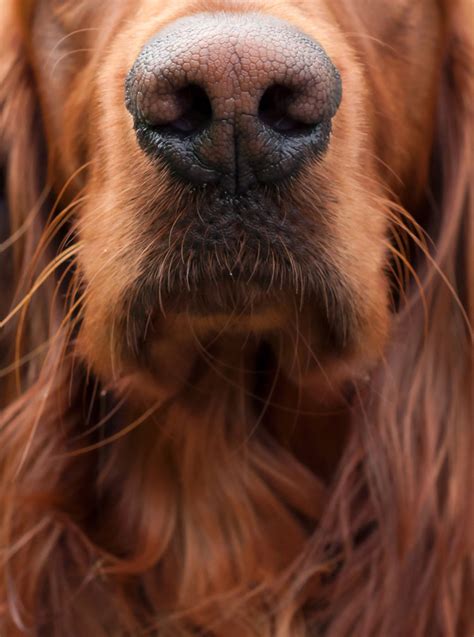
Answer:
0;1;45;277
0;17;96;635
0;1;56;401
431;0;473;268
318;7;473;636
400;9;473;631
373;4;472;633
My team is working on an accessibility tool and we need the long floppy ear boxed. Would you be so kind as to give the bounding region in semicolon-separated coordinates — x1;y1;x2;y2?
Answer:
0;1;45;279
0;1;57;402
433;1;473;284
376;2;473;631
0;12;97;635
313;6;473;637
392;7;474;631
385;2;472;630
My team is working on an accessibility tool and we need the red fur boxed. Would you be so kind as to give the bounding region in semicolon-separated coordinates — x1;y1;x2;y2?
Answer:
0;1;472;635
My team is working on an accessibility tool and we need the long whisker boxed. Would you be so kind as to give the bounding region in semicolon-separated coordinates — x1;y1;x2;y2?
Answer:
47;28;100;60
0;186;50;253
0;243;83;328
51;50;94;77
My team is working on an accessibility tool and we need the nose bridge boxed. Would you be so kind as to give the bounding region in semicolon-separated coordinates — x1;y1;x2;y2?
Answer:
169;27;279;119
200;27;303;120
216;43;256;121
201;36;255;122
189;32;282;189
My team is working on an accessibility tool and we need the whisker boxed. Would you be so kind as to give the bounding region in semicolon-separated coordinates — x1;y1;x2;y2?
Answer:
0;186;50;253
1;243;83;328
51;49;94;77
47;28;100;60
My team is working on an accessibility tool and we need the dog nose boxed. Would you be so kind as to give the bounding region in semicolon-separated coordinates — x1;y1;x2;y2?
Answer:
126;13;342;192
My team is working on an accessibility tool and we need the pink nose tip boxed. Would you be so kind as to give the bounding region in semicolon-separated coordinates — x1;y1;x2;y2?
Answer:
126;13;342;192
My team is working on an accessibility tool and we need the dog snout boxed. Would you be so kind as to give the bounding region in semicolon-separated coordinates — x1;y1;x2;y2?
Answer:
125;13;342;192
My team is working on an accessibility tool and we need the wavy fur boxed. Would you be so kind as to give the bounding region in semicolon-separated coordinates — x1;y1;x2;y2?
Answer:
0;1;472;635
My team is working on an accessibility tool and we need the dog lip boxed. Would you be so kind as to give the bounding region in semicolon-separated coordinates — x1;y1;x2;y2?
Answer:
162;185;308;244
131;185;324;312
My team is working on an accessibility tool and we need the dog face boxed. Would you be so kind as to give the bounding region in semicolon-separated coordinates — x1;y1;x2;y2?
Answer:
21;0;446;391
1;2;472;636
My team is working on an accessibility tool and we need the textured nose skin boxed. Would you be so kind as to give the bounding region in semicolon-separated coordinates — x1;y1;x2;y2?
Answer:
125;13;342;192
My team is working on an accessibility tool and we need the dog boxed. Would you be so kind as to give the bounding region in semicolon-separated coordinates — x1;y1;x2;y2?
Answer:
0;0;472;635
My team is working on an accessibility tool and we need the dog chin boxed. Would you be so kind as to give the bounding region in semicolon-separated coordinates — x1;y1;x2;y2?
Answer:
170;306;288;334
124;308;370;408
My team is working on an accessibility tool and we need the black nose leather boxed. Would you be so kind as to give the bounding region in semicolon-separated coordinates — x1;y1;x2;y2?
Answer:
125;13;342;193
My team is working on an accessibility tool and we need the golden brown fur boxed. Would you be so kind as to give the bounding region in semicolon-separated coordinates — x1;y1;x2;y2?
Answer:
0;0;472;635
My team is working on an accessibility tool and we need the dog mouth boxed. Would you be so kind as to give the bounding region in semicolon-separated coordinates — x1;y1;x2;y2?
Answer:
130;187;321;314
115;184;360;360
136;182;333;299
126;248;310;330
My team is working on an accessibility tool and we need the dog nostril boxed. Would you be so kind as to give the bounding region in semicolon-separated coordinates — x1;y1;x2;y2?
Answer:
127;14;342;187
155;85;212;135
258;85;315;135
